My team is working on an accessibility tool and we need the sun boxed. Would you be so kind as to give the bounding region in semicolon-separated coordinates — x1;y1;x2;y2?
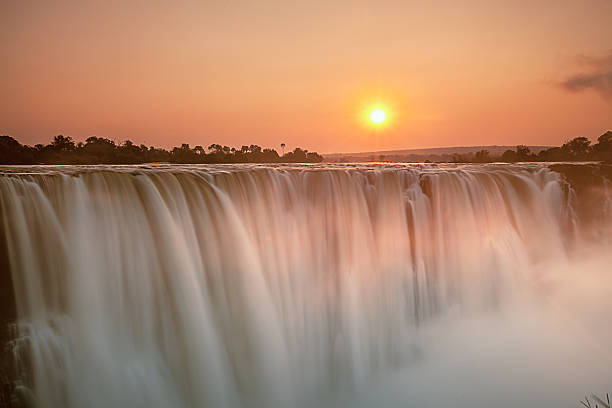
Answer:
370;109;386;124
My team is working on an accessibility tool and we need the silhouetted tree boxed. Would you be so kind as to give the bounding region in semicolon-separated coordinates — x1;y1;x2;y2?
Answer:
516;145;534;161
0;136;36;164
82;137;117;163
51;135;75;152
591;131;612;162
502;149;517;162
262;148;280;162
5;131;610;165
208;144;222;153
561;136;591;160
474;150;490;163
306;151;324;162
538;146;565;161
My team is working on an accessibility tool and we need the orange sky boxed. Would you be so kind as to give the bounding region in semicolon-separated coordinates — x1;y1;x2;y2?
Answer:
1;0;611;153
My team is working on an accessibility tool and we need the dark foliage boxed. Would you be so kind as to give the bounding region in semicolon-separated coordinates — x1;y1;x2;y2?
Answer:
0;136;323;165
450;131;612;163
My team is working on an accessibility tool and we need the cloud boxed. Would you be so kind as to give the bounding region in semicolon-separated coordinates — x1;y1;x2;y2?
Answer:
560;52;612;99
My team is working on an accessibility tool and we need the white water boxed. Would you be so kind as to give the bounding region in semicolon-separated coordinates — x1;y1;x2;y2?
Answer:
1;163;611;407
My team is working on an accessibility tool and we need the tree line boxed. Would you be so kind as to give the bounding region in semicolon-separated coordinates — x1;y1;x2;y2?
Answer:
1;131;611;165
449;131;612;163
0;135;324;165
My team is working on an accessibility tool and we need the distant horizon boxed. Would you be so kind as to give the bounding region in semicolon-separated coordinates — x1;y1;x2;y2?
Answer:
323;144;555;157
5;131;611;156
4;131;611;165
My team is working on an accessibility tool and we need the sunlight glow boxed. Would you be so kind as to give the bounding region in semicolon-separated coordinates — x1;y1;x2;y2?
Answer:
370;109;386;124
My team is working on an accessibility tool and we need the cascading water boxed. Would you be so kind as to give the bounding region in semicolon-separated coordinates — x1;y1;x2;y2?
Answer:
1;163;611;408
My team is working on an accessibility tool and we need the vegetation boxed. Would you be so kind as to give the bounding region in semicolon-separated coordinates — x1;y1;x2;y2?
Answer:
451;131;612;164
1;131;611;165
0;136;323;165
580;393;610;408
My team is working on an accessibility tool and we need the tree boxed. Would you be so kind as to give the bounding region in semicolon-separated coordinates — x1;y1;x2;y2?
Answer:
262;148;280;162
116;140;144;163
538;147;564;161
592;131;612;162
516;145;532;161
51;135;75;152
474;150;490;163
82;137;117;163
0;136;35;164
0;135;325;164
561;137;591;160
597;131;612;147
306;151;324;162
502;150;517;162
208;144;222;153
284;148;308;162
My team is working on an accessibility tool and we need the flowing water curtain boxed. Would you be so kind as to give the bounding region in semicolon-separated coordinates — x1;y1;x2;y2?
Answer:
0;165;601;408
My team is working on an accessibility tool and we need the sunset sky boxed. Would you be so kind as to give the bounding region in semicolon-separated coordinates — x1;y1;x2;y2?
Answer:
1;0;611;153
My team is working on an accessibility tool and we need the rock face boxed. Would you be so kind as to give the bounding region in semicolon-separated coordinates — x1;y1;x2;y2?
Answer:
549;163;612;240
1;324;31;408
549;163;612;191
0;217;16;324
0;215;20;407
0;200;33;408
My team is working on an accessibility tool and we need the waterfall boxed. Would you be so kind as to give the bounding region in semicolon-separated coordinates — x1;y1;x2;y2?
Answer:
0;163;610;408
